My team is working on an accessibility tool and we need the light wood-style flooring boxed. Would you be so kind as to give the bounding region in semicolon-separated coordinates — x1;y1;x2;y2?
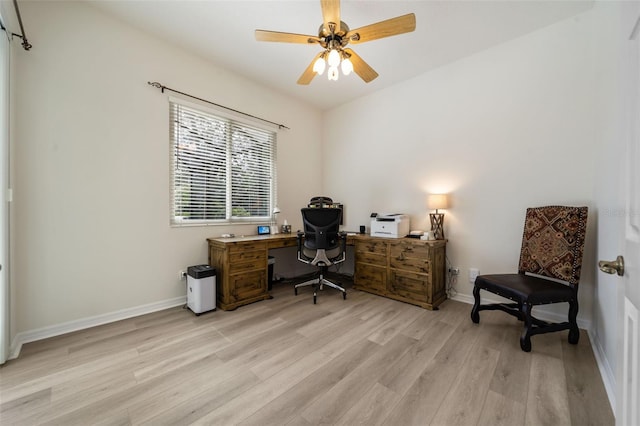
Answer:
0;278;614;425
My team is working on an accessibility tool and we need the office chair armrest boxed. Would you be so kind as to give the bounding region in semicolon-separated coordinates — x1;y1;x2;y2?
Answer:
296;231;304;251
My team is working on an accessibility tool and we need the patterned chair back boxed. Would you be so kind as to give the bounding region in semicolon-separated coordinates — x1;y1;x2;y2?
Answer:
517;206;588;286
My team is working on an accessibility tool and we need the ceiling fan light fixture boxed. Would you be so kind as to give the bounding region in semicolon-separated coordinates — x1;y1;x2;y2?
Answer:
341;57;353;75
255;1;416;85
328;66;339;81
328;48;341;67
313;56;326;75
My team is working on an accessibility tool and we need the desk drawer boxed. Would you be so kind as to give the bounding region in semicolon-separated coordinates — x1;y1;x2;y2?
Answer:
229;250;266;264
229;259;265;275
228;269;266;302
270;237;298;249
228;241;267;253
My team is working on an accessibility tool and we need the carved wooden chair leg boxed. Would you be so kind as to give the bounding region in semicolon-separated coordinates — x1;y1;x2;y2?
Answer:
568;298;580;344
520;303;533;352
516;302;525;321
471;286;481;323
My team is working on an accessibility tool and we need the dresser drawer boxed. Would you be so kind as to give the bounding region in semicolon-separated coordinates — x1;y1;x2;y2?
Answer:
356;250;386;266
390;256;430;274
355;240;387;255
355;263;387;293
389;241;431;259
388;270;430;303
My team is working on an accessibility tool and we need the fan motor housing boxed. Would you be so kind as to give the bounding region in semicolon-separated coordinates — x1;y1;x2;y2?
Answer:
318;21;349;38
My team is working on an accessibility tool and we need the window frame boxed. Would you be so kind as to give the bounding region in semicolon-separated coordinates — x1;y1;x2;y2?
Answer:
169;98;278;227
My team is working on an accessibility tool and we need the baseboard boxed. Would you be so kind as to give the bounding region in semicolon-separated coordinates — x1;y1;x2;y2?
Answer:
9;296;186;360
587;328;617;413
450;292;617;414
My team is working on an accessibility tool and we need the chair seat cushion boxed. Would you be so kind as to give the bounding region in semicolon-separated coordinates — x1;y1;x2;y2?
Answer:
302;246;341;262
475;274;575;305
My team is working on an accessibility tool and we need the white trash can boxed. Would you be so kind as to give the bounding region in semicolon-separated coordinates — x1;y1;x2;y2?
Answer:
187;265;216;315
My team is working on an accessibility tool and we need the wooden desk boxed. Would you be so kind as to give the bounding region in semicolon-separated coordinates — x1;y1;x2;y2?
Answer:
207;233;447;311
207;234;298;311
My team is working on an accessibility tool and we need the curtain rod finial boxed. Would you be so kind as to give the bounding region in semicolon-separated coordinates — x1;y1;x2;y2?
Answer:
148;81;165;93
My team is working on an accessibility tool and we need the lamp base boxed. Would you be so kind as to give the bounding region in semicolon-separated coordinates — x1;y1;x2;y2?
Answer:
430;213;445;240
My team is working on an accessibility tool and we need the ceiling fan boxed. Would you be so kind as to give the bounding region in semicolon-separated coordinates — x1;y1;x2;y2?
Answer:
254;0;416;85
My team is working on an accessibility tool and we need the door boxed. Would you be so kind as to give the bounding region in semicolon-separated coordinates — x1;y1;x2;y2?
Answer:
600;4;640;424
619;5;639;425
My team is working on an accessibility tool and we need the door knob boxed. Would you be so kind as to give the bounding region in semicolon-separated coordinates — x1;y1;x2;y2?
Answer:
598;255;625;276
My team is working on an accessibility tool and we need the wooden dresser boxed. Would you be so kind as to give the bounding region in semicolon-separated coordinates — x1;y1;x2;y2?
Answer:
352;235;447;310
207;234;297;310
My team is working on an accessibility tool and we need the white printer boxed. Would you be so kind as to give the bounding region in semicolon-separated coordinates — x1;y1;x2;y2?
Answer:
370;214;410;238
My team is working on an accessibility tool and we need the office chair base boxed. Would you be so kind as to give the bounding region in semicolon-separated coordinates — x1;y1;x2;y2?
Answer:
295;276;346;304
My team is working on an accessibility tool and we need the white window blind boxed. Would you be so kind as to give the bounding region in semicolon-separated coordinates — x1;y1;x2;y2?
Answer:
170;101;277;225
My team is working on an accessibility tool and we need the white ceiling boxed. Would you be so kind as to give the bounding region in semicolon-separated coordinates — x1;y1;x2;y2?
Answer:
87;1;593;111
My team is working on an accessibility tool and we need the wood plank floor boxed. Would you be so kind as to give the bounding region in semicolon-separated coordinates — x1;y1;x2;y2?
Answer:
0;278;614;425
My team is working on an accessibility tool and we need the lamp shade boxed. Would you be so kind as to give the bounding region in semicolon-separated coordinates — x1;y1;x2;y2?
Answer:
427;194;449;211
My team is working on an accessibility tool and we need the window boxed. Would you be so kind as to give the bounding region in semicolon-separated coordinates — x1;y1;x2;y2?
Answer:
170;101;277;225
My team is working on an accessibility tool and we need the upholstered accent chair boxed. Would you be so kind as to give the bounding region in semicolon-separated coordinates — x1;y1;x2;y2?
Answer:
471;206;589;352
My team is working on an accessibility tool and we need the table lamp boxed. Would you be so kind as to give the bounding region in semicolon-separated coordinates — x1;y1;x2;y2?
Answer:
427;194;449;240
271;206;281;234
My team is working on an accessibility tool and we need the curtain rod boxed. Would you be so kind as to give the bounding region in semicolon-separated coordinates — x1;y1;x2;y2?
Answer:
12;0;31;50
147;81;290;130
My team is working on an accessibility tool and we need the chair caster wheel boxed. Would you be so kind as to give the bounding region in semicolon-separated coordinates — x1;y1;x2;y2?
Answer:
343;292;346;300
520;336;531;352
313;295;317;304
471;310;479;324
294;288;298;296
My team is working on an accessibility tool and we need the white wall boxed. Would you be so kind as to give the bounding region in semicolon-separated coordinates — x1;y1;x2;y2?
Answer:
10;1;323;338
0;6;11;364
324;11;598;323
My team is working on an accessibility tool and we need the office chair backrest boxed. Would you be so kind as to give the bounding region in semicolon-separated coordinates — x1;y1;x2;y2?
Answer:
301;207;342;250
308;196;334;208
517;205;588;286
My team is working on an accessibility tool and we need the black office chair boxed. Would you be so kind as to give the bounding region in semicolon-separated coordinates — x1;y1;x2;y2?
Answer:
295;207;347;304
470;205;588;352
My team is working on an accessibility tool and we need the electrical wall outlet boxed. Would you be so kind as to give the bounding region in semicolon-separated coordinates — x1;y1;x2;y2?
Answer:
449;267;460;275
469;268;479;283
179;270;187;280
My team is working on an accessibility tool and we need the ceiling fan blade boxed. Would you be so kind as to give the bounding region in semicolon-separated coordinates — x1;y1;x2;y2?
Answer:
346;13;416;44
321;0;341;35
297;52;324;85
255;30;321;44
344;48;378;83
